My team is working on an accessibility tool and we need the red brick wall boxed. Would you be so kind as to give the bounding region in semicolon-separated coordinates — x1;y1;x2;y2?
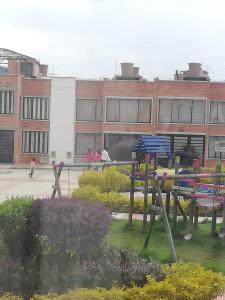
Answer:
76;80;103;98
2;75;225;166
22;78;51;96
74;79;225;167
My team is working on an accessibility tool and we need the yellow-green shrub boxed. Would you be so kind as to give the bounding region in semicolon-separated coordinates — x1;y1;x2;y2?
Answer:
72;185;145;213
31;263;225;300
78;167;130;192
31;288;125;300
72;184;191;214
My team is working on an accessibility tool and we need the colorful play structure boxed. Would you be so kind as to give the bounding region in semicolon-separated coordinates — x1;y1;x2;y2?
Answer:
52;135;225;263
128;135;225;262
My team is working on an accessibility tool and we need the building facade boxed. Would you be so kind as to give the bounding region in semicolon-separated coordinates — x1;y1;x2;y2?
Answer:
0;49;225;166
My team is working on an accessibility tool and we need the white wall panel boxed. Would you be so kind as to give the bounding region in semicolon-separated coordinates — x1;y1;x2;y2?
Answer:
50;78;75;163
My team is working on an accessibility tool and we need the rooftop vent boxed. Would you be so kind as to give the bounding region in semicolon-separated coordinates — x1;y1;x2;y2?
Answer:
121;62;134;77
188;62;202;77
174;62;209;81
133;66;139;76
114;62;143;80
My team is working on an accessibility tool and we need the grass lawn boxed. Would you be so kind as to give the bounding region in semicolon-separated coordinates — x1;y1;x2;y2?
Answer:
105;218;225;273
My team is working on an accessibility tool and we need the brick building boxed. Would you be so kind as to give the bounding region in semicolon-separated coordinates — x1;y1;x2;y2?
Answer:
0;49;225;167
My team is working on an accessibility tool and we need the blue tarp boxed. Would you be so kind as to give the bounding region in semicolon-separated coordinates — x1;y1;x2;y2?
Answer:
135;135;171;157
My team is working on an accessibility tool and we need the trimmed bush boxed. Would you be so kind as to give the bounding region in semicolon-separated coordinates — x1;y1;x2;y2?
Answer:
31;262;225;300
0;196;33;259
72;185;144;212
0;295;22;300
80;242;163;288
21;197;111;294
31;288;125;300
78;167;130;192
27;197;111;259
0;257;22;294
72;185;189;214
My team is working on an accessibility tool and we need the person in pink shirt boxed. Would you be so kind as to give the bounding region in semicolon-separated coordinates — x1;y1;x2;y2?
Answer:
95;150;101;162
84;148;94;162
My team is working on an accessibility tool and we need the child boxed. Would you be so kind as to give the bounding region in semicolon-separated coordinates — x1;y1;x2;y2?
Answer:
29;158;36;178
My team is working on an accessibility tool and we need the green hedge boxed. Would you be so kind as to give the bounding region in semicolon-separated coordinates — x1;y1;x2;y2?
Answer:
31;262;225;300
0;197;161;296
0;196;33;259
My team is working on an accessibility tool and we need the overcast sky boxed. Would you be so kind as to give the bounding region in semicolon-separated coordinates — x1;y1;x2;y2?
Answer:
1;0;225;81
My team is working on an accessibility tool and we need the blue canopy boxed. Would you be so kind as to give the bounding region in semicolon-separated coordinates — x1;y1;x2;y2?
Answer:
135;135;171;158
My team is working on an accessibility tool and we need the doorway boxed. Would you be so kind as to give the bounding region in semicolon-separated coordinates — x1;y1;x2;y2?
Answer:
0;130;14;163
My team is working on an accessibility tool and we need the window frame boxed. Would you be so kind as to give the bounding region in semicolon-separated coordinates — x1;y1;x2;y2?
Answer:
0;90;14;114
75;98;102;122
20;96;50;120
157;97;206;125
208;136;225;159
105;96;152;124
21;130;49;154
209;101;225;124
75;132;102;155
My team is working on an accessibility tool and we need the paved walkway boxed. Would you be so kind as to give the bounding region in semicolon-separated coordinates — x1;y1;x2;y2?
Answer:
0;164;82;202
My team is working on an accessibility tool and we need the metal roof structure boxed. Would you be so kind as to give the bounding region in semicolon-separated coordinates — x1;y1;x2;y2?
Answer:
0;48;39;64
135;135;171;157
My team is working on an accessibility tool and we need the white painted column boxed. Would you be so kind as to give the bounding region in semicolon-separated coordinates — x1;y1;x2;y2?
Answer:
49;78;75;164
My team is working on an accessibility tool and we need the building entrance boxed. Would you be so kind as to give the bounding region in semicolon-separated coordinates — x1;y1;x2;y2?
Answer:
0;130;14;163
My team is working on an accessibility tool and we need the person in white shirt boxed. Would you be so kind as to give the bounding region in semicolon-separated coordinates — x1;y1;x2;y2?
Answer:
101;148;111;162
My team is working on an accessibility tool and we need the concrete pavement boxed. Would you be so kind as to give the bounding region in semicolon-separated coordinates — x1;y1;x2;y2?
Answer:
0;165;82;202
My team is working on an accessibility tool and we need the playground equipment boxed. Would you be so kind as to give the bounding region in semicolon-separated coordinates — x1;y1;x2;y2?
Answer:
130;135;172;227
128;135;225;263
51;160;137;198
51;135;225;264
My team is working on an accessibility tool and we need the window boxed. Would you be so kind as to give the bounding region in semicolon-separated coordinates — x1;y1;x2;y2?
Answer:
0;91;14;114
76;99;102;121
20;63;33;77
210;101;225;124
21;97;50;120
75;133;101;155
158;98;205;124
208;136;225;159
22;131;49;154
106;98;151;123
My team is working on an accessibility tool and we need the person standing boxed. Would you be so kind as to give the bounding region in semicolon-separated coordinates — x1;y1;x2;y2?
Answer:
84;148;95;162
101;147;111;162
29;157;36;178
95;150;101;162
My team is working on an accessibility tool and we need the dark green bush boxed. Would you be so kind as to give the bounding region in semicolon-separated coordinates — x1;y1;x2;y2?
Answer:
27;197;111;259
0;197;162;297
24;197;111;294
0;196;33;259
30;263;225;300
0;257;22;294
80;242;163;288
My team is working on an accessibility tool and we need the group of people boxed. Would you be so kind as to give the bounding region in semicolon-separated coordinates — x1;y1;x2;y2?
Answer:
28;148;111;179
84;148;111;162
